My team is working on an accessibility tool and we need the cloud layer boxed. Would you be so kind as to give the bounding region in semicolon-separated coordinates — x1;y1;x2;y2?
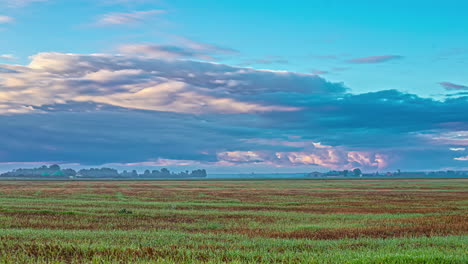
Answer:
96;9;166;25
347;55;403;64
439;82;468;90
0;54;15;60
1;0;48;8
0;15;14;24
0;52;342;114
1;52;468;171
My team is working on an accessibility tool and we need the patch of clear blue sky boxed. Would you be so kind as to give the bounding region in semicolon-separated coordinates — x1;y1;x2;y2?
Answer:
1;0;467;97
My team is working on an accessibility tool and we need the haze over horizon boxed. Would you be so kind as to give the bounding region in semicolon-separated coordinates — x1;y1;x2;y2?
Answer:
1;0;468;173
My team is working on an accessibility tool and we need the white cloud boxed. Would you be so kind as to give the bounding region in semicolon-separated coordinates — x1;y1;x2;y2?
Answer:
215;139;387;170
0;52;343;114
454;156;468;161
83;69;143;82
217;148;387;170
0;16;14;24
0;54;15;60
96;10;166;25
450;147;466;151
117;44;214;60
2;0;48;8
429;131;468;146
108;158;202;167
117;38;237;60
2;52;468;170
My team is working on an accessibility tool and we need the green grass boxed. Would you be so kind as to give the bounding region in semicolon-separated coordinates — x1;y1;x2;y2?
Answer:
0;229;465;263
0;179;466;263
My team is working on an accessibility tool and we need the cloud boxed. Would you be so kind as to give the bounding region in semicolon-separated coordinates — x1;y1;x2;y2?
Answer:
217;148;387;170
0;106;390;170
96;9;166;25
450;147;466;151
429;131;468;146
311;70;329;75
331;67;349;72
0;54;16;61
0;16;14;24
239;56;289;66
0;52;343;115
109;158;202;167
2;51;468;171
312;54;339;60
2;0;48;7
454;156;468;161
118;44;215;60
174;36;238;55
100;0;152;5
347;55;403;64
118;38;238;60
445;92;468;97
439;81;468;90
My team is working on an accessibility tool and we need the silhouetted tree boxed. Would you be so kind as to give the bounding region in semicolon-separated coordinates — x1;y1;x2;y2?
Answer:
0;165;207;179
353;168;362;176
49;164;61;171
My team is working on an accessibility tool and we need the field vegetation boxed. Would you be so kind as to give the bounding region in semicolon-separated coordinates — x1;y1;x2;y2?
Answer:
0;179;466;263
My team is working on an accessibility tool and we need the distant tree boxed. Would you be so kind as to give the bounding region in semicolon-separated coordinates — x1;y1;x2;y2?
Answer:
190;169;207;178
49;164;61;171
62;168;76;176
78;167;119;178
343;170;349;177
160;168;171;177
52;170;65;176
0;165;207;179
353;168;362;176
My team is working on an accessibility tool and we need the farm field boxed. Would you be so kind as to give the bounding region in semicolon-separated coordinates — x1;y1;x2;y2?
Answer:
0;179;466;263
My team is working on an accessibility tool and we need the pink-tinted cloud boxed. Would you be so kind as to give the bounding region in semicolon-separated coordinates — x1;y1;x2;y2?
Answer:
347;55;403;64
3;0;48;8
426;131;468;146
311;69;329;75
0;16;14;24
439;81;468;90
216;147;388;170
0;162;80;166
107;158;201;167
0;54;15;60
450;147;466;151
96;10;166;25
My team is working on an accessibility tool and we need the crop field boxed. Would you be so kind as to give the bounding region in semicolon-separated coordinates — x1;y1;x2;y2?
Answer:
0;179;466;263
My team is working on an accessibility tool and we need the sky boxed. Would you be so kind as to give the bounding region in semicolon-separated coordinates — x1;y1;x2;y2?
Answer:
1;0;468;173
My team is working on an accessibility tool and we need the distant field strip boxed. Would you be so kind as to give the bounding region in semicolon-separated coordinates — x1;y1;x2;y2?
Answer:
0;179;466;263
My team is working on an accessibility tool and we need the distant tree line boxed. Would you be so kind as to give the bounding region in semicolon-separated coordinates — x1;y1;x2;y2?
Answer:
308;169;362;177
0;165;207;179
308;168;468;178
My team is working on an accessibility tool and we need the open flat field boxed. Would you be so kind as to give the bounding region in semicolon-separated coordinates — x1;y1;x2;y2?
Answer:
0;179;466;263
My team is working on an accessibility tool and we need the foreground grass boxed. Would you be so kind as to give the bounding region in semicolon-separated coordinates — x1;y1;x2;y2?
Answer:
0;179;466;263
0;229;466;263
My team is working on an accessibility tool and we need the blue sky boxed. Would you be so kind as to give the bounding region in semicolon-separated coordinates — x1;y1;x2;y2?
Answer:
1;0;468;173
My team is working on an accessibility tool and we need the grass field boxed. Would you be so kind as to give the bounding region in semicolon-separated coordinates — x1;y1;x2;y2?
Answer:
0;179;466;263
